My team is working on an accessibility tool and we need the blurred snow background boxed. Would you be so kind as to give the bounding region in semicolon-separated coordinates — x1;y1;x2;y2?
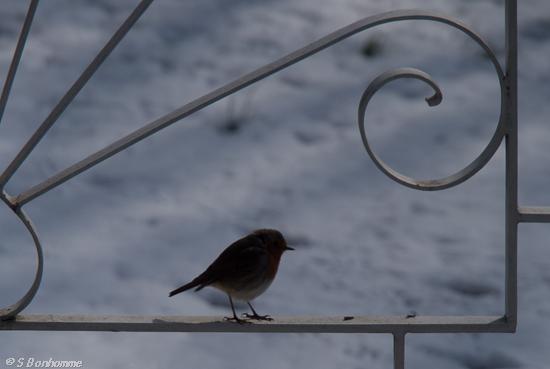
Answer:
1;0;549;368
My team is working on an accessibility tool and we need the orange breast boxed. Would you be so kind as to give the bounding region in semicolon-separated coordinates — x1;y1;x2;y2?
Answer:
265;247;284;281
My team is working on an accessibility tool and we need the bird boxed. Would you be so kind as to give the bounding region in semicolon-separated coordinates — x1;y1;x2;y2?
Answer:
169;229;294;324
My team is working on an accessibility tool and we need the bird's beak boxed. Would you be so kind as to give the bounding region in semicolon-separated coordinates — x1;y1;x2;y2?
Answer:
285;246;295;251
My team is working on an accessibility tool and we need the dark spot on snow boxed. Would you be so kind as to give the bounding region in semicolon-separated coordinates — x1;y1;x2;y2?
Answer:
520;20;550;41
446;279;499;297
456;351;521;369
423;346;522;369
361;39;383;58
294;130;326;145
218;119;244;134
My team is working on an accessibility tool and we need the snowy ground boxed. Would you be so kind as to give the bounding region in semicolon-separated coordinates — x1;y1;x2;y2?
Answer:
1;0;550;368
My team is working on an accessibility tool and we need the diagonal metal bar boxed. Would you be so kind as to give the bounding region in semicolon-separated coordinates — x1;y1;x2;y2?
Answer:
0;315;512;333
0;0;39;127
0;0;154;190
12;9;504;207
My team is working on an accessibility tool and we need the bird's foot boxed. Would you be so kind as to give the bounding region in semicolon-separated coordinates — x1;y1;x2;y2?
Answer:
241;312;274;321
223;316;252;324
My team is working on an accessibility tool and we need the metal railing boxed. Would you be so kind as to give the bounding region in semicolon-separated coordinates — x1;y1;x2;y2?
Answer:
0;1;545;368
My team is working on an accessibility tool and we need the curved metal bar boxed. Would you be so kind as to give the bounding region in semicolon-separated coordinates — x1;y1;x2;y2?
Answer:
11;9;504;205
358;67;505;190
0;192;44;320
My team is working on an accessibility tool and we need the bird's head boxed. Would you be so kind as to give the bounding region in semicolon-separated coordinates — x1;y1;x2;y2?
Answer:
253;229;294;253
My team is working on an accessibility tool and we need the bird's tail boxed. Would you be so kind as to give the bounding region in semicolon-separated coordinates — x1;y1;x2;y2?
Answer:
169;280;200;297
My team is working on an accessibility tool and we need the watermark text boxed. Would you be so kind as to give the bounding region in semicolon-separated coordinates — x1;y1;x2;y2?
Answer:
6;358;82;368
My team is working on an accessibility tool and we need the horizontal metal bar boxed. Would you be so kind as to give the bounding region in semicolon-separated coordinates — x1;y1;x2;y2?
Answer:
0;314;512;333
518;206;550;223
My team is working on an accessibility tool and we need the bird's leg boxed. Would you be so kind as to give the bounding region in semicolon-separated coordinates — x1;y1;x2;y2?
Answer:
241;302;274;321
223;295;251;324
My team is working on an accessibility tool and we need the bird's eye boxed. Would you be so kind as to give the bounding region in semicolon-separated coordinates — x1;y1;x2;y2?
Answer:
273;241;279;246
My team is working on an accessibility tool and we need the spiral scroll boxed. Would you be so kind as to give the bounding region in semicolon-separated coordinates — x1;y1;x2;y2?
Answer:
358;67;504;191
355;16;506;190
0;6;506;317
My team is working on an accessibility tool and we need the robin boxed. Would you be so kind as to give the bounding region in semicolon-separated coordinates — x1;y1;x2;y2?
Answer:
169;229;294;324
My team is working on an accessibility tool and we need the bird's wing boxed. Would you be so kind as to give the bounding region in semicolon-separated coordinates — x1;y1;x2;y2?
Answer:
196;236;267;287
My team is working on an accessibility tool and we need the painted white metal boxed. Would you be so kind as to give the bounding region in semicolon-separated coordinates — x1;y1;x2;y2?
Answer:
6;8;504;206
1;315;510;334
0;1;545;368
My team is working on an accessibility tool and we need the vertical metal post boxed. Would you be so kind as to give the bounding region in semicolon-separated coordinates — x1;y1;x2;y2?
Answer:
504;0;518;329
393;333;405;369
